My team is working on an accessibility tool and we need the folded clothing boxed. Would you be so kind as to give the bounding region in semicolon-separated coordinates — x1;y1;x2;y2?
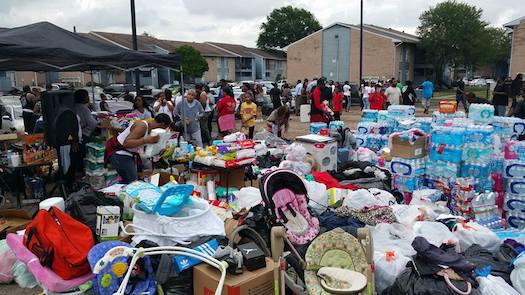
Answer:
335;205;396;226
311;171;358;190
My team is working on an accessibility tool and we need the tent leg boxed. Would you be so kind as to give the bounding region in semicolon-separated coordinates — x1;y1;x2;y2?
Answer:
90;70;96;106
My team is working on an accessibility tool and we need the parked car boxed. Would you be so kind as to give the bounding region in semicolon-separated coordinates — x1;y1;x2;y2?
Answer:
0;96;23;132
103;83;135;98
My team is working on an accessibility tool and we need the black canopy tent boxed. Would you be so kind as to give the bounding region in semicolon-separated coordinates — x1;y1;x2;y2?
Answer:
0;22;180;72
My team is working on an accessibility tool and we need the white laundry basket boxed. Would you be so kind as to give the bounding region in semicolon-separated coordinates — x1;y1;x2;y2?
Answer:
131;197;225;246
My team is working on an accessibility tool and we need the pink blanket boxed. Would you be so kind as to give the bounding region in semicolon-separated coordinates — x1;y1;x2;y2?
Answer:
6;233;93;293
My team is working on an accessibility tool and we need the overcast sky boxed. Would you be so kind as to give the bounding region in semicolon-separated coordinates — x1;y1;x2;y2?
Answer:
1;0;524;47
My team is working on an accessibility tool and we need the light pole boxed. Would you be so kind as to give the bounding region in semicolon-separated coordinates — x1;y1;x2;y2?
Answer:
130;0;140;96
359;0;363;85
335;34;340;82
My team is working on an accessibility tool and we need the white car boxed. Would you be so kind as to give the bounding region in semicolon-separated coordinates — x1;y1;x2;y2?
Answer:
0;96;24;132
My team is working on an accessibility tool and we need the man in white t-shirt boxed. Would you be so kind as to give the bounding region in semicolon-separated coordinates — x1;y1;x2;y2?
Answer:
343;81;351;111
362;82;373;110
385;79;402;106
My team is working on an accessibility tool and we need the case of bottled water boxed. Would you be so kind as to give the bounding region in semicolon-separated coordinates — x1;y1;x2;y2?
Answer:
430;126;465;145
390;157;426;177
387;105;416;118
462;144;492;163
505;140;525;161
461;162;491;179
429;144;463;163
426;160;460;179
504;160;525;179
468;103;495;123
362;109;378;122
464;125;494;145
392;175;424;192
357;122;378;135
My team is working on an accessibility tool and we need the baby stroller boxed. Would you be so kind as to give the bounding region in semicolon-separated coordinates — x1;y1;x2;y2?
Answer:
259;168;321;294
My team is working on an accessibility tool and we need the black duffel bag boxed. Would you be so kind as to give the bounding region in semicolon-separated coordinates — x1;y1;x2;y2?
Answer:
65;186;123;232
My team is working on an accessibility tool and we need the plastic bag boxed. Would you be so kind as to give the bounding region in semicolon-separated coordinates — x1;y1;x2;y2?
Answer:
306;181;328;214
0;239;16;283
511;253;525;294
374;250;411;293
370;223;416;257
412;221;458;247
478;266;520;295
144;128;172;158
284;143;307;162
453;221;500;252
232;187;262;210
343;189;395;210
391;204;427;226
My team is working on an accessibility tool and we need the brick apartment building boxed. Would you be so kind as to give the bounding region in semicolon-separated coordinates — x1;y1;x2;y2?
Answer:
505;16;525;77
286;23;430;84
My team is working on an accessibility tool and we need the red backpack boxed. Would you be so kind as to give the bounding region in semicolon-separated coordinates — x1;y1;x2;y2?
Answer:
23;206;94;280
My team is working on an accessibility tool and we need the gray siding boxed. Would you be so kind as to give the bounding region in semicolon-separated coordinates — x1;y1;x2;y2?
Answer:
322;25;350;82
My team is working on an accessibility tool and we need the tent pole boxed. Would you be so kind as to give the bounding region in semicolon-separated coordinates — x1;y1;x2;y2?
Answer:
181;67;187;141
90;70;96;105
130;0;141;96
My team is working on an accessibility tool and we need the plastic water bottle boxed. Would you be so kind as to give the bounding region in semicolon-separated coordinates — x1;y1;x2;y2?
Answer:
426;160;460;179
464;125;494;145
462;144;492;163
461;161;491;179
472;191;502;229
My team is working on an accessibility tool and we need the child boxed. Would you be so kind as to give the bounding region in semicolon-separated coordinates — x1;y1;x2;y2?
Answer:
369;85;386;111
332;85;344;120
240;92;257;139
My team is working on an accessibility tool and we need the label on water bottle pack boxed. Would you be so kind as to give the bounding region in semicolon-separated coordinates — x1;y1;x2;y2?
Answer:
505;163;525;179
391;161;412;176
509;180;525;195
506;199;525;212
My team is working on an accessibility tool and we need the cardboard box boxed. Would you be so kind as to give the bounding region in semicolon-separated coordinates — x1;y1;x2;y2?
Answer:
0;209;32;236
96;206;120;241
296;134;337;171
0;133;18;141
218;167;245;189
194;257;275;295
390;135;427;159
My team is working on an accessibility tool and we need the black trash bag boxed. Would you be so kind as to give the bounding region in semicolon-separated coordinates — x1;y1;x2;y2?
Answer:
162;269;193;295
65;186;123;232
382;257;481;295
464;244;514;285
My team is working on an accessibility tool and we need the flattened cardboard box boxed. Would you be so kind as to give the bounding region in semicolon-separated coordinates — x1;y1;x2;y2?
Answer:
390;135;427;159
194;257;274;295
0;209;32;235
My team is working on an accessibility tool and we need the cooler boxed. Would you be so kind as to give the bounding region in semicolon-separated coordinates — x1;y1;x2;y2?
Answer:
295;134;337;171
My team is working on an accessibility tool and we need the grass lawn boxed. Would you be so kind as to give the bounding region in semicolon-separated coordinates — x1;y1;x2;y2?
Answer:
433;86;490;100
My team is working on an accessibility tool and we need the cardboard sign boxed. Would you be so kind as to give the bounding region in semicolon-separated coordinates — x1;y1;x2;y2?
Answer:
23;133;56;164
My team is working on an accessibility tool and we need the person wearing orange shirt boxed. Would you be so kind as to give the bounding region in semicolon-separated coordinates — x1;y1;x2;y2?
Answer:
332;85;344;120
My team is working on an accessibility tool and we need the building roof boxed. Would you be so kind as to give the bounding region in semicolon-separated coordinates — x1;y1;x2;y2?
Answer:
504;16;525;28
285;22;420;49
85;31;285;60
206;42;286;60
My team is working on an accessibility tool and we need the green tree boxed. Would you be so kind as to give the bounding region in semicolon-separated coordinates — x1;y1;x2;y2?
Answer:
417;1;488;81
257;6;322;49
174;45;209;79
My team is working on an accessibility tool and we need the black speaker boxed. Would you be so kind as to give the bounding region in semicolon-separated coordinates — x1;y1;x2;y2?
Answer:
41;90;79;147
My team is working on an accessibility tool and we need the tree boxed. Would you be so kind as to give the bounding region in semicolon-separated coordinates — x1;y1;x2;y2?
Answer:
141;31;155;38
257;6;322;49
417;1;488;81
174;45;209;79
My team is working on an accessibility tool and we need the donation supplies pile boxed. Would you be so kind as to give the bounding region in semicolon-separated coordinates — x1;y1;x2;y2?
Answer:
2;102;525;295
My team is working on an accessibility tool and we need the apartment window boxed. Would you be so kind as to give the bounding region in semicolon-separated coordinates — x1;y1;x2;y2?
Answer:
276;60;283;70
401;47;409;62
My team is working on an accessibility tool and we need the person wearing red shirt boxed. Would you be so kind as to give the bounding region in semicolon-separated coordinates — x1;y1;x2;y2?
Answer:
369;85;386;111
332;85;344;120
216;87;236;136
310;78;330;123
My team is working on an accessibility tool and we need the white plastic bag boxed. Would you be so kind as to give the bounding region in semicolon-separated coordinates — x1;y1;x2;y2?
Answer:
306;181;328;214
511;253;525;294
391;204;426;226
412;221;458;247
374;250;411;293
478;274;520;295
232;187;262;210
371;223;416;257
453;221;500;252
144;128;172;157
343;189;395;210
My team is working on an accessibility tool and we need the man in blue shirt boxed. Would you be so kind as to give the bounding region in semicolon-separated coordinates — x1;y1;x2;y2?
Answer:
421;77;434;114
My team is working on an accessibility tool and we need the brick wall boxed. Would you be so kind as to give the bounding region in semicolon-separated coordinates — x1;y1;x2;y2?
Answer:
349;29;396;82
287;31;322;82
202;57;217;82
510;20;525;76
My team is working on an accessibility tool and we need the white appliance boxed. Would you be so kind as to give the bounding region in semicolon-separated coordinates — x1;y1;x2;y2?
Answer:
296;134;337;171
300;105;311;123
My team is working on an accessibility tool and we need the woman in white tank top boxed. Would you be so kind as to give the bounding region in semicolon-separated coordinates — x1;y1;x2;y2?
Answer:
107;114;172;183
